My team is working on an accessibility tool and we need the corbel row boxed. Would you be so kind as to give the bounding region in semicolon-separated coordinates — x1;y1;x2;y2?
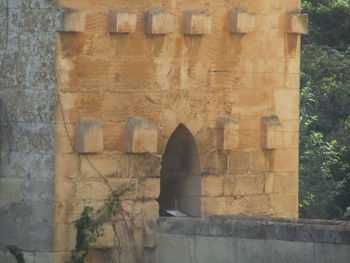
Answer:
57;8;308;35
75;115;285;154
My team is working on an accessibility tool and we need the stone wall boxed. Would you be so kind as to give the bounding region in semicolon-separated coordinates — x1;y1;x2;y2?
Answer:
149;216;350;263
54;0;306;261
0;0;57;262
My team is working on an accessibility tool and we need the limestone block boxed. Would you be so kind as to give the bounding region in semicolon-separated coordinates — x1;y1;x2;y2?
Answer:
137;178;160;199
76;183;92;200
223;176;235;196
124;117;158;153
261;116;283;150
271;149;299;173
274;89;300;119
286;12;308;35
202;197;226;216
264;173;280;194
228;8;256;34
202;176;224;197
233;174;265;195
204;151;229;175
57;9;86;32
270;194;298;217
134;201;159;219
216;117;239;151
184;11;211;35
229;151;250;172
145;9;175;35
76;120;104;153
109;10;137;33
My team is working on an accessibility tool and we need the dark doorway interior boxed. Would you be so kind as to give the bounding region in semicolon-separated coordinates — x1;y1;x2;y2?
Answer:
159;124;201;217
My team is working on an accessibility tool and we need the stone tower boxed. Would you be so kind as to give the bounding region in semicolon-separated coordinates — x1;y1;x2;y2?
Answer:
0;0;307;262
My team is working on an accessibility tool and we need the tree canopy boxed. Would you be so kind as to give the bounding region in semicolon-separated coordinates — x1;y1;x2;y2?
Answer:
299;0;350;220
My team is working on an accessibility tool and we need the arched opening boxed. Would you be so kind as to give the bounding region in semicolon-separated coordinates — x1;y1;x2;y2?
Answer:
159;124;201;217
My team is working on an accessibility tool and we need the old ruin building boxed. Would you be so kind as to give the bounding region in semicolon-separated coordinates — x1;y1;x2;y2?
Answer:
3;1;349;263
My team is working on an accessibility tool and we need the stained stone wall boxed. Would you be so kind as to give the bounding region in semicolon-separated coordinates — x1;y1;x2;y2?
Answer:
54;0;306;262
0;0;57;262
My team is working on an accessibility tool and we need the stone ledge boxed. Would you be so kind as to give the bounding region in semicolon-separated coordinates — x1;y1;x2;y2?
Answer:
156;216;350;244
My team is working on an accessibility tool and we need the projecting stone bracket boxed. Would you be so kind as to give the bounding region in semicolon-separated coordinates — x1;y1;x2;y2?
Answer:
184;10;212;35
57;8;86;33
286;11;308;35
228;8;256;34
124;117;158;154
76;120;104;153
261;116;283;150
109;10;137;33
145;9;175;35
216;117;239;151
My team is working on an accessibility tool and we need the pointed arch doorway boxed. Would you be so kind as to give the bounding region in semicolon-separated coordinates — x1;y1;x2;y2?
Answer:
158;124;201;217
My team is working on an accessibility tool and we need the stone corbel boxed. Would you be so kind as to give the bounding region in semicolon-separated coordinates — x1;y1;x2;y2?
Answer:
286;11;308;35
228;8;256;34
124;117;158;153
57;8;86;33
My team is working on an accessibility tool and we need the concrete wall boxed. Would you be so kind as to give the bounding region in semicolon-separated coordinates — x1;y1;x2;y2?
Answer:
148;216;350;263
0;0;57;261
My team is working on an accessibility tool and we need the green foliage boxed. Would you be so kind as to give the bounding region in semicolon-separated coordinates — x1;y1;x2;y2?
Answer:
300;0;350;220
66;185;133;263
7;246;25;263
302;0;350;51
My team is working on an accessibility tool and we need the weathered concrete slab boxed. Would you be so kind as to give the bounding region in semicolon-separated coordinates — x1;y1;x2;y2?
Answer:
150;216;350;263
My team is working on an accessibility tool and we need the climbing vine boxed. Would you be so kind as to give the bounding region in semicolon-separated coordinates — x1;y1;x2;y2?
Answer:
66;185;139;263
7;246;25;263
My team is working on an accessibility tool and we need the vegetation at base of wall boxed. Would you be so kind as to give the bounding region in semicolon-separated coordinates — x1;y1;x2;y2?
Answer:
66;185;136;263
299;0;350;220
6;246;25;263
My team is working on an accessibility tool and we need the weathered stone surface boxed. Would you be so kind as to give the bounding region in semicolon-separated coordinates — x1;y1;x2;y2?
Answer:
76;119;104;153
272;240;313;263
202;175;224;197
286;11;308;35
124;117;158;153
109;10;137;33
183;10;211;35
0;1;57;261
137;178;161;200
228;8;256;34
145;9;175;35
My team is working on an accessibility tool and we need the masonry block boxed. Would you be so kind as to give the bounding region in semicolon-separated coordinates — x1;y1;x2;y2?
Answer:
184;11;212;35
205;151;229;175
228;8;256;34
202;197;226;216
137;178;160;200
145;9;175;35
109;10;137;33
234;174;265;195
76;120;104;153
286;12;308;35
58;9;86;33
216;117;239;151
202;176;224;197
261;116;283;150
124;117;158;153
